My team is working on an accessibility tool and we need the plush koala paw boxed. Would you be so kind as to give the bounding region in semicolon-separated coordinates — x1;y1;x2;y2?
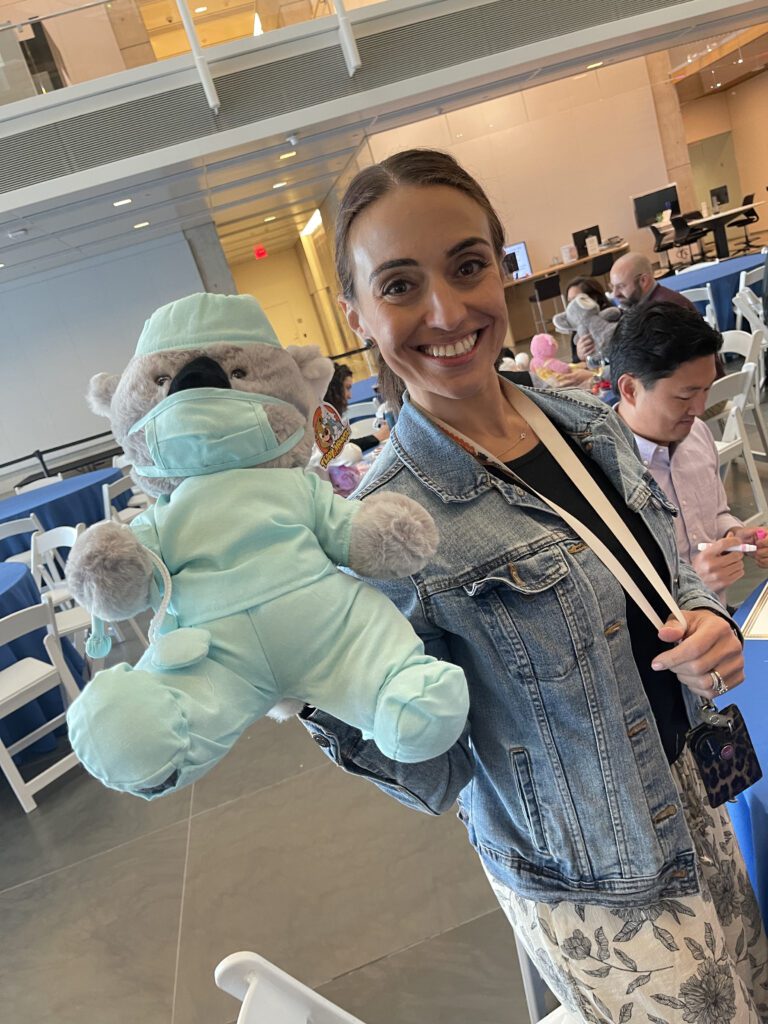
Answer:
267;699;306;722
66;521;153;621
347;493;439;579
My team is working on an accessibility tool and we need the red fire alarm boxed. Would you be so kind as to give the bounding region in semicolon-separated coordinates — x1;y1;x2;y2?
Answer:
253;244;268;260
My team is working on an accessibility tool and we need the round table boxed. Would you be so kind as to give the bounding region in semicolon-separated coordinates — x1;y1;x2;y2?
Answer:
663;252;764;332
0;563;86;764
0;468;124;560
730;585;768;928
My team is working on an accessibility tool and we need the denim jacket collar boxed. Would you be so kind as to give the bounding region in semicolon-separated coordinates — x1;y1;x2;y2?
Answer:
379;382;654;512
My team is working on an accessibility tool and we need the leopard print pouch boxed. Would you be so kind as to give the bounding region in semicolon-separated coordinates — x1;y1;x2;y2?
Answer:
686;704;763;808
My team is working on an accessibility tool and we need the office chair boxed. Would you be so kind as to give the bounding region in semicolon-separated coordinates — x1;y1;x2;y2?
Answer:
649;224;676;272
589;252;614;278
729;194;760;254
528;273;563;333
671;215;708;264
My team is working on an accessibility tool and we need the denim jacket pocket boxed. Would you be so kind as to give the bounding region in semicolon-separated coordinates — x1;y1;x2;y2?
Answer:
462;545;591;681
509;747;549;854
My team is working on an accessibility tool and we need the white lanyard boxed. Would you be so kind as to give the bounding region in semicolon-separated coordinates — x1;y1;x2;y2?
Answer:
412;379;686;632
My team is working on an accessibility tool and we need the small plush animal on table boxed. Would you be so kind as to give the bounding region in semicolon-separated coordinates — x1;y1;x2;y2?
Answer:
65;293;469;798
552;293;621;357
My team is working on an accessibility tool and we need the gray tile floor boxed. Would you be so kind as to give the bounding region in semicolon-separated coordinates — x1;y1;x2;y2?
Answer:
3;407;768;1024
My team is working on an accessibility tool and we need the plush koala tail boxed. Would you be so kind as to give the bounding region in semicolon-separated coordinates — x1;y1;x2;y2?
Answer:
267;699;306;722
87;373;121;417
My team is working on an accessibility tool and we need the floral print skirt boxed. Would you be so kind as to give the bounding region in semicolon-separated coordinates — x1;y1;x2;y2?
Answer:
486;749;768;1024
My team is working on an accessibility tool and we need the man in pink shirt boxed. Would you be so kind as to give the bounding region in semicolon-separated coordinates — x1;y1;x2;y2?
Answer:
610;302;768;605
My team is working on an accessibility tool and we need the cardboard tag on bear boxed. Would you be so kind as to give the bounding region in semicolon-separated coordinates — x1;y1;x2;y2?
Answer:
314;402;351;467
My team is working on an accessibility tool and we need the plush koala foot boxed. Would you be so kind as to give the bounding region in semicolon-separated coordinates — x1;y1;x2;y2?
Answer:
267;698;306;722
347;493;439;579
66;522;153;621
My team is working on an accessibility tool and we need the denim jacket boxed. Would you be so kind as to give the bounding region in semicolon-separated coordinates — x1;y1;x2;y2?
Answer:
302;385;729;906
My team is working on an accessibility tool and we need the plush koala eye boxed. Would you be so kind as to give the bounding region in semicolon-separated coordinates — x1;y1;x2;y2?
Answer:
155;374;171;387
231;368;247;380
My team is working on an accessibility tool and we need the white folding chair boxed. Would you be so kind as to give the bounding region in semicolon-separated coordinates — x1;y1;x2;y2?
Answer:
0;599;81;812
679;284;718;329
0;513;44;568
720;329;768;456
346;399;380;440
215;952;367;1024
735;263;765;331
703;362;768;527
733;289;767;337
102;476;147;524
14;473;64;494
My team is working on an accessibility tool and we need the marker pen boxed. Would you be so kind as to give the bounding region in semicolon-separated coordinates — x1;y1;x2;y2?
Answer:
697;542;757;553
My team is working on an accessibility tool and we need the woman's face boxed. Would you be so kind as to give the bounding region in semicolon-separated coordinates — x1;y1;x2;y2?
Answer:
343;377;353;405
566;285;582;304
340;185;508;410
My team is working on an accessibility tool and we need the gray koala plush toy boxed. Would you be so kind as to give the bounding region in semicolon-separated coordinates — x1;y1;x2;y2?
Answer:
552;294;621;355
64;292;469;799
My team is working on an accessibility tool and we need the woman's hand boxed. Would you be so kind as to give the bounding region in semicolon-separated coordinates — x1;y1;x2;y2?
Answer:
652;610;743;699
373;423;391;443
575;334;596;360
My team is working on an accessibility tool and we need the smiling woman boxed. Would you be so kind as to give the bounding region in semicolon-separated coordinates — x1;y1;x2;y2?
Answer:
295;149;768;1022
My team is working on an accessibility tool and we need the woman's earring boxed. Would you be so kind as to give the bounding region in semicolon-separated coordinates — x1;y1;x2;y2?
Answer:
364;337;377;350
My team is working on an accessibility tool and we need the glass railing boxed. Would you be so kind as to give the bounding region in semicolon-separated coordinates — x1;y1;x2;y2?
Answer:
0;0;384;108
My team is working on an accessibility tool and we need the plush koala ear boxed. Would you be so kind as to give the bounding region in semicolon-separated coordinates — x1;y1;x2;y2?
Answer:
286;345;335;404
87;373;121;417
552;312;571;334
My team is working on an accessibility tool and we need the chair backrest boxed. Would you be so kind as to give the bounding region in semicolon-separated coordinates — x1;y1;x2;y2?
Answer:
30;523;85;590
680;284;718;329
740;263;764;290
589;252;614;277
705;362;756;415
102;475;135;521
733;289;767;334
720;329;760;364
0;599;80;705
0;514;42;546
534;273;562;301
649;224;667;248
14;473;64;495
215;952;367;1024
742;193;755;205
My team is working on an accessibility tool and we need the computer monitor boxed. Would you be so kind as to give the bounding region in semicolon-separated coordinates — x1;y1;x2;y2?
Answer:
572;226;601;259
710;184;729;207
631;183;680;228
503;241;532;279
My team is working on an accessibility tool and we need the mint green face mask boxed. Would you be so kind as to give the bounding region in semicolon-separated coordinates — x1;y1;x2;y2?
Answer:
128;388;304;478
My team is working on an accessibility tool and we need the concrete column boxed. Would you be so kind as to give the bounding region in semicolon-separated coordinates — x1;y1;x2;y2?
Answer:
183;223;238;294
645;51;696;214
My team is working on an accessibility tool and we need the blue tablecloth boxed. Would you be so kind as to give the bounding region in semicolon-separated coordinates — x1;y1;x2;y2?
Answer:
350;376;378;403
663;253;765;332
0;563;86;763
0;468;123;560
731;585;768;927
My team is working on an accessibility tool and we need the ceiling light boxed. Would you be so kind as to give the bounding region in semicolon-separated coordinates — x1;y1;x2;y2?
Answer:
194;5;207;10
280;151;296;160
272;181;287;189
253;12;263;34
113;198;132;207
264;216;276;222
0;263;5;269
133;221;150;229
301;209;322;236
7;228;28;239
587;61;603;69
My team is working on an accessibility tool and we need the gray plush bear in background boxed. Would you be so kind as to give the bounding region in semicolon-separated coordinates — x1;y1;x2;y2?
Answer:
552;293;622;358
64;293;469;799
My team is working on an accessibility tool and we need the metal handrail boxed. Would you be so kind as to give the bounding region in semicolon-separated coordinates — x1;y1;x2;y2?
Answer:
0;0;111;32
0;430;114;474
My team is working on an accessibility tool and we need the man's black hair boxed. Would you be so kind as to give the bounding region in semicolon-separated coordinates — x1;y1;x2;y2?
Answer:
608;302;722;391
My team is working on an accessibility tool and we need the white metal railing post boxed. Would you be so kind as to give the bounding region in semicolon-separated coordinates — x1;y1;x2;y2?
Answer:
333;0;361;76
174;0;220;113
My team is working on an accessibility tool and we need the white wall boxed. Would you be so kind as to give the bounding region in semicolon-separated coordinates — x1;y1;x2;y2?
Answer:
727;71;768;202
231;247;325;348
368;58;670;270
0;235;203;465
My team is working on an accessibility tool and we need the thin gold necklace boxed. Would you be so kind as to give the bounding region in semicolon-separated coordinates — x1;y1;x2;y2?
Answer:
495;428;529;460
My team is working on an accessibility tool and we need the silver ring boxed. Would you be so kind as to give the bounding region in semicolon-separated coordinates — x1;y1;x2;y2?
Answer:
710;670;728;697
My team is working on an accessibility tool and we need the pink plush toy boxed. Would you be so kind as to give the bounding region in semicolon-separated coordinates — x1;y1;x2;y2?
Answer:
529;334;572;381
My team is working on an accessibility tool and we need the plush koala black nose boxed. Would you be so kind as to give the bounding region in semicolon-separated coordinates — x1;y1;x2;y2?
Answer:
168;355;231;395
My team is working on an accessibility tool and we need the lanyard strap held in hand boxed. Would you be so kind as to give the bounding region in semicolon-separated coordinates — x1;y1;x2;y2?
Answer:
412;380;685;632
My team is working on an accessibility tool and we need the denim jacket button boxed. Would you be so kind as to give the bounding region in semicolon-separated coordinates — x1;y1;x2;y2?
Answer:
313;734;331;749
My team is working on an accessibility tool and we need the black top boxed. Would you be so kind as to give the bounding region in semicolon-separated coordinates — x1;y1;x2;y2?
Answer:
500;437;689;764
354;434;380;454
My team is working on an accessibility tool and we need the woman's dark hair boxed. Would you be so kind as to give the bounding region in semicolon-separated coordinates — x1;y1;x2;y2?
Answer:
566;276;611;311
608;302;722;391
334;149;506;409
324;362;353;415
